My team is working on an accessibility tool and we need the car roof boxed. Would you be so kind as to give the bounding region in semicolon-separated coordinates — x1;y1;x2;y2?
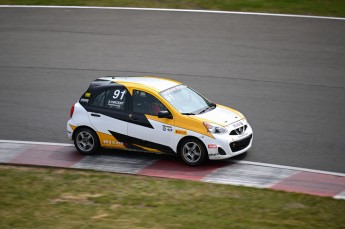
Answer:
97;76;182;92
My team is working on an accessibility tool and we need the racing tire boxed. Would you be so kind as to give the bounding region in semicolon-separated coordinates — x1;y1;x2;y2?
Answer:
179;138;207;166
74;127;99;155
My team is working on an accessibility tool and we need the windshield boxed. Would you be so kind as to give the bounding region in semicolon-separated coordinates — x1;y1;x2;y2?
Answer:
160;85;214;115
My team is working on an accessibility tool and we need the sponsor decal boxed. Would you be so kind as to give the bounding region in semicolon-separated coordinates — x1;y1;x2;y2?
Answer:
163;125;173;132
233;121;243;128
108;100;124;107
103;140;123;146
84;92;91;97
175;129;187;135
161;84;185;96
208;144;217;149
160;85;185;102
233;121;244;128
209;153;219;157
80;98;89;103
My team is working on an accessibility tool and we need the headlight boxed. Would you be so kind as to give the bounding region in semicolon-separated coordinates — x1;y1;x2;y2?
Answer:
203;122;227;134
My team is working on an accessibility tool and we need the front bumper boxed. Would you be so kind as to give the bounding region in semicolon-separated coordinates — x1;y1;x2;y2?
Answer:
206;123;253;160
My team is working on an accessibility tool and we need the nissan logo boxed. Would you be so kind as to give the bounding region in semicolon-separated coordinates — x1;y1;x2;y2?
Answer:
235;126;245;135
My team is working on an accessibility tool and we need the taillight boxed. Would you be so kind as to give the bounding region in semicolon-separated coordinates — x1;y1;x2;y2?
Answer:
70;105;75;118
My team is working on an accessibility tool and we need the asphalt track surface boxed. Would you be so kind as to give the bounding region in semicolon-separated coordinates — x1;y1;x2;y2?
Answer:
0;7;344;173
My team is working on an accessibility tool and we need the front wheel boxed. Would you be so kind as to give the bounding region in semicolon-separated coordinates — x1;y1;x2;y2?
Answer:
179;138;207;166
74;128;99;155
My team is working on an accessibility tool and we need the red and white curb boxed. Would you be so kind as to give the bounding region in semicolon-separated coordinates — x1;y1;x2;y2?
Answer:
1;140;345;200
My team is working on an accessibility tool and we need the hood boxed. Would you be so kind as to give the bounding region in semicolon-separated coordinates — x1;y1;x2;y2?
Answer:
191;105;243;126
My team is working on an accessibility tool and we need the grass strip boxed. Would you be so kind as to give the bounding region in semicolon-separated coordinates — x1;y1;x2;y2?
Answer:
0;0;345;17
0;165;344;229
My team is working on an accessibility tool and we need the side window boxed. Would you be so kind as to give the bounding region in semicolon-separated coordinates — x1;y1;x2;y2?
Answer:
133;90;167;116
91;91;106;107
105;88;127;111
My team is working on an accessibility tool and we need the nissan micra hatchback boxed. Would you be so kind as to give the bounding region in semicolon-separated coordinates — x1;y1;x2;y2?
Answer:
67;76;253;166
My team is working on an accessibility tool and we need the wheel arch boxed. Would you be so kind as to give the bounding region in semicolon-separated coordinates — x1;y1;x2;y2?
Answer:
176;136;208;157
72;125;98;141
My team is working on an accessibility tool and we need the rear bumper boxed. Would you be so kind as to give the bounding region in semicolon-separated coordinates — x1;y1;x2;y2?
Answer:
66;120;74;140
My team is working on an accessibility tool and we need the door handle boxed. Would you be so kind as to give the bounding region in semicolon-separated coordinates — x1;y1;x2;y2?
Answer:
91;113;101;117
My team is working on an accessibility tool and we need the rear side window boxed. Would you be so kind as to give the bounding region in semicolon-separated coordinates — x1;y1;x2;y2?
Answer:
91;91;106;107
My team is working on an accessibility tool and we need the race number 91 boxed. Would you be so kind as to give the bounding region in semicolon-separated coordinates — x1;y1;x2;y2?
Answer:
113;89;126;100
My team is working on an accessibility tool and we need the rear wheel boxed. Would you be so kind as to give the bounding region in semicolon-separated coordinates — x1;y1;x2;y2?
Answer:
179;138;207;166
74;128;99;155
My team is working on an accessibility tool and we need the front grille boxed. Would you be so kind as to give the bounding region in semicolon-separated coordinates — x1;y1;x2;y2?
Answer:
230;134;252;152
230;125;247;135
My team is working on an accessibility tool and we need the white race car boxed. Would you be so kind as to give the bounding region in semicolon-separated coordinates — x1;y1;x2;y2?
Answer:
67;76;253;166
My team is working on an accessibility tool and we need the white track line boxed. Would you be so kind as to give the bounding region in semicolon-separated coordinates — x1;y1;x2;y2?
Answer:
0;5;344;21
231;160;345;177
0;139;73;147
1;139;345;177
334;191;345;200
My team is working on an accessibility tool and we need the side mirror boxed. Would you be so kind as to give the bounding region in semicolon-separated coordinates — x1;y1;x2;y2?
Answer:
158;111;173;119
